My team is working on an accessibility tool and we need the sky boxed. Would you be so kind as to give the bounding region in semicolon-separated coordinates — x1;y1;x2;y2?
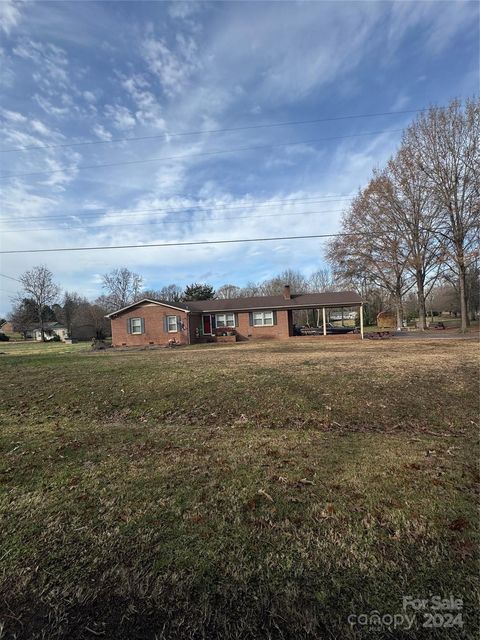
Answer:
0;0;478;315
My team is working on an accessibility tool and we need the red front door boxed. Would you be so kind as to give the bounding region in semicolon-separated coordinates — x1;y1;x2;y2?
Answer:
202;315;211;335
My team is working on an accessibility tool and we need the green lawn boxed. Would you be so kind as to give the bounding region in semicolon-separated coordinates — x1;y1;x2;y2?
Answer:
0;338;478;639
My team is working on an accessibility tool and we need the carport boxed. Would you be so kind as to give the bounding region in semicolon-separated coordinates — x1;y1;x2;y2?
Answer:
282;289;364;339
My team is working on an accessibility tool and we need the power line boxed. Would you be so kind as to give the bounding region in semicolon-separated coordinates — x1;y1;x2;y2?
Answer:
0;129;402;181
0;232;356;255
0;195;354;224
1;208;346;234
0;108;431;153
0;272;21;282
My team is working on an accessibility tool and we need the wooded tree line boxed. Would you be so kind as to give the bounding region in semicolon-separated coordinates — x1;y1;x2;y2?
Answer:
327;98;479;331
140;268;335;301
8;255;475;340
7;266;336;339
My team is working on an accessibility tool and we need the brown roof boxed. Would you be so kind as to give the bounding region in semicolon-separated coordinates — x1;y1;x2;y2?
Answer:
185;291;362;313
106;291;362;318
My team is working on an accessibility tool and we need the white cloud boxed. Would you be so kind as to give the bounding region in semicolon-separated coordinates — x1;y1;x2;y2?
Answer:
0;108;27;123
0;46;15;87
141;30;201;96
387;1;477;57
30;119;51;136
13;39;70;89
34;94;70;118
92;123;112;141
168;2;201;21
104;104;136;130
0;0;23;34
120;73;166;128
83;90;97;103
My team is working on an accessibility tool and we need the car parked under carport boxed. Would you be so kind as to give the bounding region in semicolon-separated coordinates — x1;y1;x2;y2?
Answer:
295;323;357;336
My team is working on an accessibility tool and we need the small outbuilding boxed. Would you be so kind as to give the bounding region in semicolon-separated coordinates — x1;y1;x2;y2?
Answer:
376;311;396;329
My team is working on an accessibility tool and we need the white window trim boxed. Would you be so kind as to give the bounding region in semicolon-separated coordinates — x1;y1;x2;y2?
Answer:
215;312;235;328
253;311;274;326
130;317;143;334
167;315;178;332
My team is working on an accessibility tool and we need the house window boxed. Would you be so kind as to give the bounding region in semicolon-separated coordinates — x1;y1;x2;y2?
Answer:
216;312;235;328
253;311;274;326
130;317;143;334
167;315;178;332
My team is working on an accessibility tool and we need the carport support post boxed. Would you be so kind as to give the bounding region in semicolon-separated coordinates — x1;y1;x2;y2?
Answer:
322;307;327;336
360;304;364;340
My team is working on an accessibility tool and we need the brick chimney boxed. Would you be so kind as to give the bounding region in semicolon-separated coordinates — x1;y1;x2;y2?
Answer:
283;284;291;300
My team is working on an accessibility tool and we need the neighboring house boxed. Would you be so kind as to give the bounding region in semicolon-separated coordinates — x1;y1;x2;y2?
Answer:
329;311;357;321
32;322;68;341
106;286;364;347
0;321;13;333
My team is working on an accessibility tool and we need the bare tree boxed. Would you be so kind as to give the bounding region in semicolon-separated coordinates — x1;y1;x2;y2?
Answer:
101;268;143;309
8;299;37;340
142;284;182;302
327;188;414;328
159;284;183;302
217;284;241;299
18;266;60;341
259;269;307;295
307;268;335;292
371;152;444;329
404;98;480;331
56;291;86;335
239;281;261;297
87;298;112;339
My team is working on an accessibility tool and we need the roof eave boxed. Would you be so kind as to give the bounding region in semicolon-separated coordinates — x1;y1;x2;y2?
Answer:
105;298;190;319
195;301;363;313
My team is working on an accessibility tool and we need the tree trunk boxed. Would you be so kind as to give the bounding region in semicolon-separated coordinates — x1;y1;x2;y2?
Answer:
395;306;401;330
416;272;427;330
395;279;404;330
459;264;469;332
38;307;45;341
395;300;404;330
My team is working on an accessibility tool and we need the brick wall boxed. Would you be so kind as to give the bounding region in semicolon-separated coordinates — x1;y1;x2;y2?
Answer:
234;310;291;340
111;302;190;347
111;304;295;347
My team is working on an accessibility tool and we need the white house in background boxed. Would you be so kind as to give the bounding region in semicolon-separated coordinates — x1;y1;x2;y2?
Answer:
32;322;68;342
329;311;357;321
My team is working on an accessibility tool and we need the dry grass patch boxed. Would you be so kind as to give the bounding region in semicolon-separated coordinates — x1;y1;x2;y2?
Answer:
0;338;478;639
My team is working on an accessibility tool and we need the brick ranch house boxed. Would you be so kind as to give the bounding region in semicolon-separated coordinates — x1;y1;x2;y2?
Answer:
106;286;364;347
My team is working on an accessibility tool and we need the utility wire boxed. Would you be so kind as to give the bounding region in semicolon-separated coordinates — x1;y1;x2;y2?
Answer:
0;272;21;282
0;195;354;224
0;129;402;181
0;108;431;153
1;208;345;234
0;232;357;254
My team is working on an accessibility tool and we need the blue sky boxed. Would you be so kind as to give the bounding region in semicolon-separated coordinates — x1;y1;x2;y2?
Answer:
0;0;478;314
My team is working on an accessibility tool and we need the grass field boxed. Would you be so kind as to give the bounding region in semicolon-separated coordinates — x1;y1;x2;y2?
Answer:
0;338;478;639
